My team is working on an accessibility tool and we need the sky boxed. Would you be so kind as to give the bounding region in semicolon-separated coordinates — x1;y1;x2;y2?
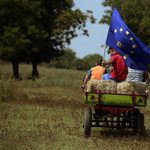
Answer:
69;0;111;61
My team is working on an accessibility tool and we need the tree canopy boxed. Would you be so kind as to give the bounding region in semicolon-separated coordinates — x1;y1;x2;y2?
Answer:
0;0;96;78
51;49;103;71
83;54;103;69
54;47;77;69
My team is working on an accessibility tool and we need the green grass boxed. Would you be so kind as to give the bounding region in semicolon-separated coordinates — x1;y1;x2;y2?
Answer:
0;64;150;150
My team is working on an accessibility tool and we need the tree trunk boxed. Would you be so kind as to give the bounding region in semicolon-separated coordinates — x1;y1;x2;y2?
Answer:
32;61;39;78
11;60;19;79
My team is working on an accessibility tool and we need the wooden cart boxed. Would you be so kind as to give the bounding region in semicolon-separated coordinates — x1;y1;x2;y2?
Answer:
83;89;148;138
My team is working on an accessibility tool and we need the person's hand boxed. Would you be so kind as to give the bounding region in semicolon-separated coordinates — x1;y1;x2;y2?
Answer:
81;85;85;89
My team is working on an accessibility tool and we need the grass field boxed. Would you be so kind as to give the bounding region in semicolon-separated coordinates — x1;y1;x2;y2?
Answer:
0;64;150;150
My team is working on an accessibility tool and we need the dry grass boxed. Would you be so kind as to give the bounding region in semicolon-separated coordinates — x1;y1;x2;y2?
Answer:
85;80;117;93
0;64;150;150
117;81;147;95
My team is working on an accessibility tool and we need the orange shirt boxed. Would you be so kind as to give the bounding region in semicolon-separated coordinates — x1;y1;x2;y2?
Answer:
88;66;105;80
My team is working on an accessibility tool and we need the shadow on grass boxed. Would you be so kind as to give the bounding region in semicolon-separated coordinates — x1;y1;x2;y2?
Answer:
97;128;134;138
91;127;150;141
5;97;88;110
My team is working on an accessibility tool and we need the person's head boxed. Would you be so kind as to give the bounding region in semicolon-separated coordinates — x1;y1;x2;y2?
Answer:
109;47;118;56
96;59;102;66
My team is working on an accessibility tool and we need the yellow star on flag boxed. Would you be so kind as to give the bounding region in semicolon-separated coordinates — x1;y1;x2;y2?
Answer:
123;56;127;59
130;51;134;54
132;45;136;48
126;31;129;35
120;28;123;32
114;29;117;33
130;37;134;41
127;54;129;57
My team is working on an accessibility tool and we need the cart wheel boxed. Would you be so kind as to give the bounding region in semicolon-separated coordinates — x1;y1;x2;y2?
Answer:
136;109;140;114
83;107;92;138
133;109;140;134
138;113;144;136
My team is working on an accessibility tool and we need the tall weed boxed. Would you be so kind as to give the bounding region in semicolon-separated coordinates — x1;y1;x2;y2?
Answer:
19;67;86;88
0;75;15;101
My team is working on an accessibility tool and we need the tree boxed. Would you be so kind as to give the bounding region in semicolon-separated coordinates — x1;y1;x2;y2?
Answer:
99;0;150;70
83;54;103;69
54;47;77;69
0;0;96;78
73;58;90;71
53;51;103;71
28;0;96;77
0;0;49;78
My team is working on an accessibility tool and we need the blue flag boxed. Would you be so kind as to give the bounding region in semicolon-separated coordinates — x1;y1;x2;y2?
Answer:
106;7;150;70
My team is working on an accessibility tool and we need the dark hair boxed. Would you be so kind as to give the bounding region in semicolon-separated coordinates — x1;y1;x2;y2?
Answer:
97;59;102;66
109;47;113;50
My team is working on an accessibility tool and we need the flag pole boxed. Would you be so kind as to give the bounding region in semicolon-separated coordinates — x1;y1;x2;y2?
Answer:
101;44;107;83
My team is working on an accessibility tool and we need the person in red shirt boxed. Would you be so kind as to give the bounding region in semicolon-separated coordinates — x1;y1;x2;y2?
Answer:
102;47;128;82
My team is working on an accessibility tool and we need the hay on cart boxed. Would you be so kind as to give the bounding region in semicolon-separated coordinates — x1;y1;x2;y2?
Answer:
85;80;117;93
117;81;147;95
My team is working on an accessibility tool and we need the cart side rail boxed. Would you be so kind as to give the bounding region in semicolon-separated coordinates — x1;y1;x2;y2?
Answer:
84;90;147;107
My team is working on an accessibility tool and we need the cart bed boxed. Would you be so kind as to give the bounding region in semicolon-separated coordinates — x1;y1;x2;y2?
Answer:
84;91;147;107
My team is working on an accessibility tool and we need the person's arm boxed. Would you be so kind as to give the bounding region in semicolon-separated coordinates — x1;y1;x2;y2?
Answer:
143;70;149;84
102;59;114;66
81;69;91;88
81;75;90;88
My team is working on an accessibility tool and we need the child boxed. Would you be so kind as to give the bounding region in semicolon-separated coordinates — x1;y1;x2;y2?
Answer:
102;47;127;82
81;59;106;88
126;67;149;94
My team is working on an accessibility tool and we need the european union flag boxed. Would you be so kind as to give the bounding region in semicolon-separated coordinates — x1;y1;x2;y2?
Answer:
106;7;150;70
